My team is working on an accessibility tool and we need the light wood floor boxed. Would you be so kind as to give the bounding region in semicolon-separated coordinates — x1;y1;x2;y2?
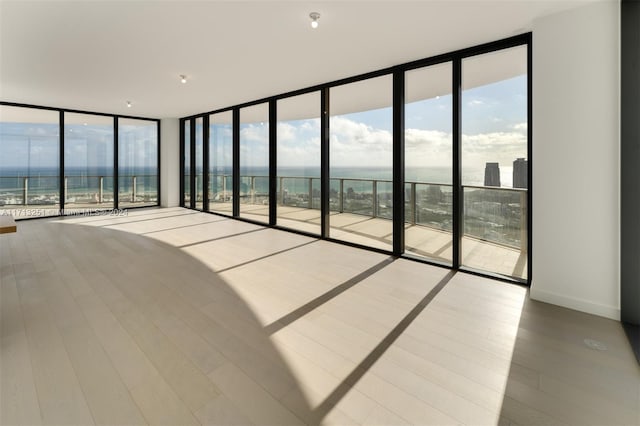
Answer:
1;207;638;425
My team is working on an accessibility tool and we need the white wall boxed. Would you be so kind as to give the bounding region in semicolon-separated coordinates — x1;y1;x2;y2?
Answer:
160;118;180;207
531;1;620;319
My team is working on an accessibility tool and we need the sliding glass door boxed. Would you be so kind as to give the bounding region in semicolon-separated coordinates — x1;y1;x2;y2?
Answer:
329;75;393;251
461;45;528;280
405;62;453;264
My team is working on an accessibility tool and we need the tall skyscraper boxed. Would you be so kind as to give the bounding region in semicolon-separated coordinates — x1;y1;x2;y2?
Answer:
484;162;501;187
513;158;528;189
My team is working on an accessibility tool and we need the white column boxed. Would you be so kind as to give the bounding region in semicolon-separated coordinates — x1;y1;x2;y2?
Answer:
160;118;180;207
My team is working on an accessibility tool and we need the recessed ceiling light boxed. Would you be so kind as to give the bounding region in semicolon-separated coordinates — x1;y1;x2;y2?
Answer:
126;101;132;108
309;12;320;29
180;75;187;84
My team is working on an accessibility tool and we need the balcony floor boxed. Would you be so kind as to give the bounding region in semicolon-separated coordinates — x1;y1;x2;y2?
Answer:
210;203;527;280
1;207;637;425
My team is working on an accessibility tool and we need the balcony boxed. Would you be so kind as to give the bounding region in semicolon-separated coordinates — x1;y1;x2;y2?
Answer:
201;174;528;280
0;175;159;216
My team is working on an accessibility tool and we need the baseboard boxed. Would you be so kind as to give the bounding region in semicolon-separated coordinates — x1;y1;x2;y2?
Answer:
529;287;620;321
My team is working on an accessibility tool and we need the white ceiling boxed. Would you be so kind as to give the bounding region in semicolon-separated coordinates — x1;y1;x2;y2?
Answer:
0;0;599;119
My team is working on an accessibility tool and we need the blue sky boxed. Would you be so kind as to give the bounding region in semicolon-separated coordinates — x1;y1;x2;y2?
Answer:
0;122;156;170
272;75;527;175
1;74;526;186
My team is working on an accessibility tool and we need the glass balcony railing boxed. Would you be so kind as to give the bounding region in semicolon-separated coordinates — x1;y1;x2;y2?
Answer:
0;175;158;208
463;185;527;251
209;174;232;203
206;173;527;252
0;175;60;207
117;175;159;207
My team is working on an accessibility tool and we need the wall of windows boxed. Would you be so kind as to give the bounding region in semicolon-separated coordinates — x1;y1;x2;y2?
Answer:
180;34;531;283
0;103;160;218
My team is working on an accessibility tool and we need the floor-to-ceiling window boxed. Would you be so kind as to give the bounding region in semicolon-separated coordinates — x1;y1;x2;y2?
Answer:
329;75;393;251
0;105;60;217
405;62;453;263
239;103;269;223
178;35;530;284
118;118;159;208
277;92;321;235
461;45;528;280
209;111;233;216
64;113;114;211
0;103;160;218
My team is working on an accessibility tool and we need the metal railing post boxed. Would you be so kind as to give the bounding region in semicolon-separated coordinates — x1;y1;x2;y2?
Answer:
98;176;104;203
23;177;28;205
411;182;417;224
308;177;313;209
520;190;527;253
339;179;344;213
251;176;256;204
279;176;284;205
194;175;199;202
132;176;137;202
222;175;227;201
372;180;377;217
64;177;68;203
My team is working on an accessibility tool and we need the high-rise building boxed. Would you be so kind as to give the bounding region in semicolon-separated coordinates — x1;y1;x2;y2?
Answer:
484;162;501;187
513;158;528;188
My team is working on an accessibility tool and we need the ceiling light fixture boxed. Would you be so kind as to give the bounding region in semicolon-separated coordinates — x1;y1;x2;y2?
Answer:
180;75;187;84
126;101;132;108
309;12;320;29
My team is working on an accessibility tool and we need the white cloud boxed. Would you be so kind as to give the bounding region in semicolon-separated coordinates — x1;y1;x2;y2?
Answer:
405;128;452;168
276;119;321;167
329;116;392;167
240;123;268;143
260;115;526;171
277;122;296;143
461;131;527;169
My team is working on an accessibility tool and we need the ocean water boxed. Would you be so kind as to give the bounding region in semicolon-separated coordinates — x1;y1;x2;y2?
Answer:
1;165;517;199
203;165;519;198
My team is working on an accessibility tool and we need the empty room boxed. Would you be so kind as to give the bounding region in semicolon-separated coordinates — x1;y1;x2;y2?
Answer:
1;1;639;425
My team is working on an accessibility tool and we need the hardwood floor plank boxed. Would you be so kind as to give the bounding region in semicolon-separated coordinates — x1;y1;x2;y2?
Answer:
16;276;95;425
57;322;148;425
0;272;42;426
194;393;255;425
208;363;305;426
128;376;200;426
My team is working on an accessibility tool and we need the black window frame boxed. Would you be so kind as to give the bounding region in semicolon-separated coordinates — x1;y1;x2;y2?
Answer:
179;33;532;285
0;101;161;217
